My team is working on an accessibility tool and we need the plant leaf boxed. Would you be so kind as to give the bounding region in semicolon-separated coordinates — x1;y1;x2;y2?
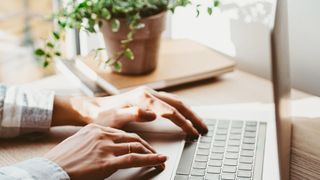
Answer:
207;7;213;15
52;32;60;40
43;60;49;67
46;42;54;48
214;1;220;7
124;48;134;60
111;19;120;32
34;49;45;56
55;52;61;56
113;61;122;72
102;8;111;20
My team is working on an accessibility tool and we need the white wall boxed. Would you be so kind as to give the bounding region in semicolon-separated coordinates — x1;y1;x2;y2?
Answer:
169;0;320;96
288;0;320;96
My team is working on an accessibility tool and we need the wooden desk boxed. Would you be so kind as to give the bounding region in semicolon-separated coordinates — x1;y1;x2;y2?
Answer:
0;70;319;179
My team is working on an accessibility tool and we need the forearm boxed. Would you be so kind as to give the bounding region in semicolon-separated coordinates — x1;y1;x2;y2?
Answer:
51;96;93;126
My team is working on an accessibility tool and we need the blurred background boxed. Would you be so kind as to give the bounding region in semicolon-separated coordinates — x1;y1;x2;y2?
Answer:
0;0;319;96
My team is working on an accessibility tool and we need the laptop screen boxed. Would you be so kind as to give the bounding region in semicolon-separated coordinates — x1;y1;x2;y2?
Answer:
271;0;291;179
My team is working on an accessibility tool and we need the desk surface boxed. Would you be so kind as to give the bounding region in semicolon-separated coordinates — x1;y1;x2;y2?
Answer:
0;70;319;179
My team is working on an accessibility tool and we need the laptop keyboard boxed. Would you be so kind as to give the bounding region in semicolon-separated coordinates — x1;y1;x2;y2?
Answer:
174;119;267;180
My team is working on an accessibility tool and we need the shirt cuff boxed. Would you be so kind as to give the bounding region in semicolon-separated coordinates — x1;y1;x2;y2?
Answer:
0;85;55;137
0;157;70;180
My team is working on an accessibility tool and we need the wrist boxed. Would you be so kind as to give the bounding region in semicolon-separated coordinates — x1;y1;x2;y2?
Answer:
52;96;90;126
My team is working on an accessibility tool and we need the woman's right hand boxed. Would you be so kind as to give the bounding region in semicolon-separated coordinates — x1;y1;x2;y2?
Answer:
44;124;167;180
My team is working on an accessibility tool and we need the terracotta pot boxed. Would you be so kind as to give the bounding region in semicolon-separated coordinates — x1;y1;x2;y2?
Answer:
100;12;167;75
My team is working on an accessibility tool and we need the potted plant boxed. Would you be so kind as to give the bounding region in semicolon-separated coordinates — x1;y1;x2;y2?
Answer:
35;0;220;75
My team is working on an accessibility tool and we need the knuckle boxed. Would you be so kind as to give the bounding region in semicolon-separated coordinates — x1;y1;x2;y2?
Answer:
126;154;135;163
130;133;141;140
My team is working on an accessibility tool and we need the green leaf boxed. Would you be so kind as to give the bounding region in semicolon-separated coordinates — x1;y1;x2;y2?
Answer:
34;48;45;56
214;1;220;7
113;61;122;72
52;32;60;40
111;19;120;32
43;60;49;68
46;42;54;48
196;9;200;17
55;52;61;56
207;7;213;15
124;48;134;60
102;8;111;20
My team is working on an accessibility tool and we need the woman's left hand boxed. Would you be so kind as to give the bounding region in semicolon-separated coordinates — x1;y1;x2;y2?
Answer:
52;86;208;137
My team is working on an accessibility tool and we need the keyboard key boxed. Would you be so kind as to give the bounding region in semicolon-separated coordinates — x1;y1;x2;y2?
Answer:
240;150;254;157
243;138;256;144
242;144;255;150
215;135;227;141
200;137;212;143
224;159;238;166
211;153;224;160
190;176;204;180
218;120;230;127
216;129;228;135
207;125;215;130
238;178;251;180
227;146;240;153
230;128;242;134
225;152;238;159
198;143;211;149
212;146;225;153
245;126;257;132
205;173;220;180
222;165;237;173
244;132;256;138
238;163;252;171
208;160;222;167
229;134;241;140
195;155;209;162
231;121;243;128
221;173;236;180
246;121;257;126
174;174;189;180
191;168;205;176
176;141;197;175
237;170;252;178
205;119;216;125
193;162;207;169
207;166;221;174
213;141;226;147
239;156;253;164
204;131;214;137
228;140;240;146
198;149;210;155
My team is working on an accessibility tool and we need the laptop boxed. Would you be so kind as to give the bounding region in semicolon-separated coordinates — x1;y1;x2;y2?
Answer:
110;0;290;179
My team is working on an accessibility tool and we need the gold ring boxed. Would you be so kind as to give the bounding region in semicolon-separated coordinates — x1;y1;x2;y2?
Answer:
128;143;131;154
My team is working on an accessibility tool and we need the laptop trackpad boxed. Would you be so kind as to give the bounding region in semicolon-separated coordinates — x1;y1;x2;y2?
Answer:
108;132;184;180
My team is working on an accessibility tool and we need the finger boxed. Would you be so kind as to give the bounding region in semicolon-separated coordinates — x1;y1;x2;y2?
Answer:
110;153;167;169
136;93;200;136
161;108;200;137
117;107;157;123
114;133;157;154
111;142;152;156
157;91;208;133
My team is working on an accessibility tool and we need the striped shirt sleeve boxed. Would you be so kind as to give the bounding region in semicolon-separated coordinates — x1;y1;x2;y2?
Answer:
0;84;54;138
0;157;70;180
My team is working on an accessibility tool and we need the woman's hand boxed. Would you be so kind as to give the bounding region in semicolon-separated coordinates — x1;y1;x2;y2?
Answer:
52;86;208;137
44;124;167;180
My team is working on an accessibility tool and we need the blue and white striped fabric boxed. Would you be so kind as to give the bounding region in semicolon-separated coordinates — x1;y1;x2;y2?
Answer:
0;84;70;180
